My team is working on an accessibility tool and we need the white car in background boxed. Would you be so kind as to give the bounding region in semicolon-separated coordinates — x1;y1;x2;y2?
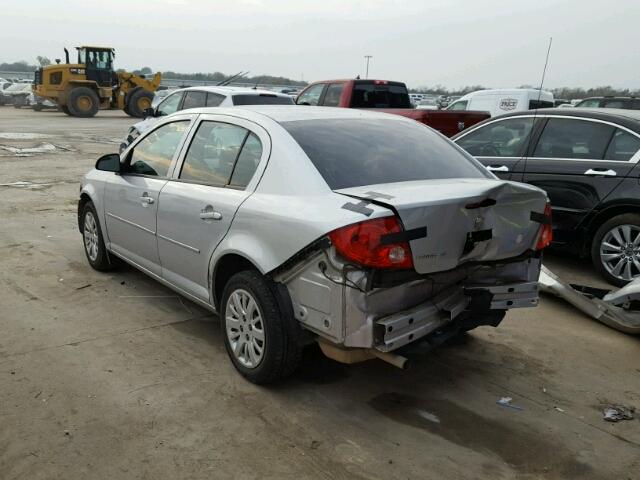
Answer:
447;88;554;117
120;86;294;152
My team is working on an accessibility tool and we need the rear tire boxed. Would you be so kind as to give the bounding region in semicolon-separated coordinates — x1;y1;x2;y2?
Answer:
68;87;99;117
33;104;43;112
60;105;72;115
81;201;113;271
126;88;154;118
591;213;640;287
221;270;301;384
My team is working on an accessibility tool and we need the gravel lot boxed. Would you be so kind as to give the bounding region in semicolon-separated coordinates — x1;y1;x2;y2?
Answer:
1;108;638;480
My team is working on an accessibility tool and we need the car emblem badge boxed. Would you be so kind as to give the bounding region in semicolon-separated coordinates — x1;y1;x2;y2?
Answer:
474;216;484;229
458;121;465;131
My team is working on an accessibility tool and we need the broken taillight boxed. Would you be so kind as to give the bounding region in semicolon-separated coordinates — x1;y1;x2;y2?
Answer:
329;216;414;269
535;203;553;250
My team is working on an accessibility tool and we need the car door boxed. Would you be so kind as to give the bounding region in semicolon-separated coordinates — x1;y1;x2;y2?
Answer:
454;116;538;180
156;116;270;302
522;117;639;244
104;119;192;275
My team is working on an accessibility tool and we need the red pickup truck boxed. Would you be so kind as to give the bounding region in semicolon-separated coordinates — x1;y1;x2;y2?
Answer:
295;79;489;137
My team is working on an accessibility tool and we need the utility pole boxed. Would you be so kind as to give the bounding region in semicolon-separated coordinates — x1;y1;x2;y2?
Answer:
364;55;372;79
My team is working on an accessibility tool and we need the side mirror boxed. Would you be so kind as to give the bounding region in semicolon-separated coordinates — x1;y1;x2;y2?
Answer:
143;107;155;119
95;153;121;173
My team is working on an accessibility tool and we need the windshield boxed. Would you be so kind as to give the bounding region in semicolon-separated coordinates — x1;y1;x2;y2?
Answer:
350;82;411;108
232;94;294;106
281;118;489;190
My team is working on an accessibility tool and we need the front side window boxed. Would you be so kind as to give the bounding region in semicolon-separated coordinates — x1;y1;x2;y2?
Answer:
448;100;468;110
322;83;344;107
128;121;189;177
456;118;534;157
156;92;183;116
180;121;249;185
604;129;640;161
296;84;325;106
182;91;207;110
533;118;614;159
282;118;489;190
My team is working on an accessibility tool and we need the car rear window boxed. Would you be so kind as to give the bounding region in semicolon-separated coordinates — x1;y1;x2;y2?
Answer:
232;94;294;106
350;82;411;108
281;118;489;190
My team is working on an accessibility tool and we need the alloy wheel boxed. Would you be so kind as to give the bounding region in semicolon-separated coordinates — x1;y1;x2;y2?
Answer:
600;224;640;282
225;289;265;368
83;211;99;262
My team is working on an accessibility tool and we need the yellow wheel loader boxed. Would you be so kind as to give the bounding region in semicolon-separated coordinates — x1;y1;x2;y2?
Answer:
33;46;161;118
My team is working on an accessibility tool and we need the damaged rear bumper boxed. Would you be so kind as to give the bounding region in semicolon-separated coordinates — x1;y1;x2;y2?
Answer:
279;247;542;353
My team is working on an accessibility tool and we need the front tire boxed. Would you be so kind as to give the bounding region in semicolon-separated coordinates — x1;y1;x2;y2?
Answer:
81;202;113;271
68;87;99;117
221;271;301;384
591;213;640;287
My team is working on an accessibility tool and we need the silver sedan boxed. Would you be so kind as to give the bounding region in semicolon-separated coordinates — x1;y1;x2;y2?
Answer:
79;106;551;383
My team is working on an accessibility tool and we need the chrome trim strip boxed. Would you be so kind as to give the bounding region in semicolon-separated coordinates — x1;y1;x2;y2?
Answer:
456;114;640;164
157;234;200;254
106;212;155;235
475;156;635;164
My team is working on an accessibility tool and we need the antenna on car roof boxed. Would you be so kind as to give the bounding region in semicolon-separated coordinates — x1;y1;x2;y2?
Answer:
217;71;249;86
521;37;553;171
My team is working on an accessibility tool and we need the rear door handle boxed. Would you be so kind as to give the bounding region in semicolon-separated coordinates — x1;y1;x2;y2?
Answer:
584;168;616;177
139;193;154;205
199;205;222;221
486;165;509;172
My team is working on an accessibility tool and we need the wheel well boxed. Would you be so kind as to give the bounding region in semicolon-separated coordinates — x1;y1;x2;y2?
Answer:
584;205;640;254
212;254;259;309
77;193;92;232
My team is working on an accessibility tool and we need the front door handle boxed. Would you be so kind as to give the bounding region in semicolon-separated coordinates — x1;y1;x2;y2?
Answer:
486;165;509;172
199;205;222;221
584;168;616;177
139;193;154;205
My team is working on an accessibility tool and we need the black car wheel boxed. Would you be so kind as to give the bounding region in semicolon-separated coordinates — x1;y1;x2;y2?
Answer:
591;213;640;287
221;270;301;384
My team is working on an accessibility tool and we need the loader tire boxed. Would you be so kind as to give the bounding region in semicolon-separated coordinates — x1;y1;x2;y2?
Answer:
60;105;72;116
126;88;154;118
68;87;99;118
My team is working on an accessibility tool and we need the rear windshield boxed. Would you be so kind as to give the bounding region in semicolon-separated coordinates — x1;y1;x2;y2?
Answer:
350;82;411;108
281;118;489;190
232;94;294;106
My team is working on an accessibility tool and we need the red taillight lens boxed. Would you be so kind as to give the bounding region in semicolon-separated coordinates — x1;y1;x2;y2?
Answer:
536;203;553;250
329;216;414;269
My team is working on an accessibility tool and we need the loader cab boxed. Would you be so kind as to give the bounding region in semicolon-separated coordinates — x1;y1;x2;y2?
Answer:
77;47;115;87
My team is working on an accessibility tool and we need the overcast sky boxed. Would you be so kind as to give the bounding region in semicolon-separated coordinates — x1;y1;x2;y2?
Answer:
2;0;639;89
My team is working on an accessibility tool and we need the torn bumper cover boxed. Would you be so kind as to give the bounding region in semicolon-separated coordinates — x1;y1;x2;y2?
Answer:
281;248;542;352
538;265;640;334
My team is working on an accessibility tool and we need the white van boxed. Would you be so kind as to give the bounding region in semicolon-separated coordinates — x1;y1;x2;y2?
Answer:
447;88;554;117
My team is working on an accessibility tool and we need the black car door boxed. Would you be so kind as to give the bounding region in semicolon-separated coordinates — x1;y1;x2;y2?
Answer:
522;117;639;244
454;116;540;180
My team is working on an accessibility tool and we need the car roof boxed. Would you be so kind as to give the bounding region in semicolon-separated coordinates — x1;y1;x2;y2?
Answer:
175;85;290;97
454;108;640;137
177;105;410;123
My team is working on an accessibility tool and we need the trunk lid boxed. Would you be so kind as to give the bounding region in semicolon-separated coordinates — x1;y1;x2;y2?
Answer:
336;179;547;274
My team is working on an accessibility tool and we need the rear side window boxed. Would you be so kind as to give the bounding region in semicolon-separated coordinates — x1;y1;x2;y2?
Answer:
182;91;207;110
128;121;189;177
230;133;263;187
602;99;628;109
529;100;554;109
321;83;344;107
604;129;640;161
281;118;489;190
206;92;225;107
456;118;535;157
232;94;294;106
350;82;411;108
533;118;614;159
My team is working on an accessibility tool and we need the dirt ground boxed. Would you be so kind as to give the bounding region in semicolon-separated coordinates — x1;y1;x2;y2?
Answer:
0;107;638;480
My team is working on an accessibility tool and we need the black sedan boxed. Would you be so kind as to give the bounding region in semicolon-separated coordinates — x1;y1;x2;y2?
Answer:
453;108;640;286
